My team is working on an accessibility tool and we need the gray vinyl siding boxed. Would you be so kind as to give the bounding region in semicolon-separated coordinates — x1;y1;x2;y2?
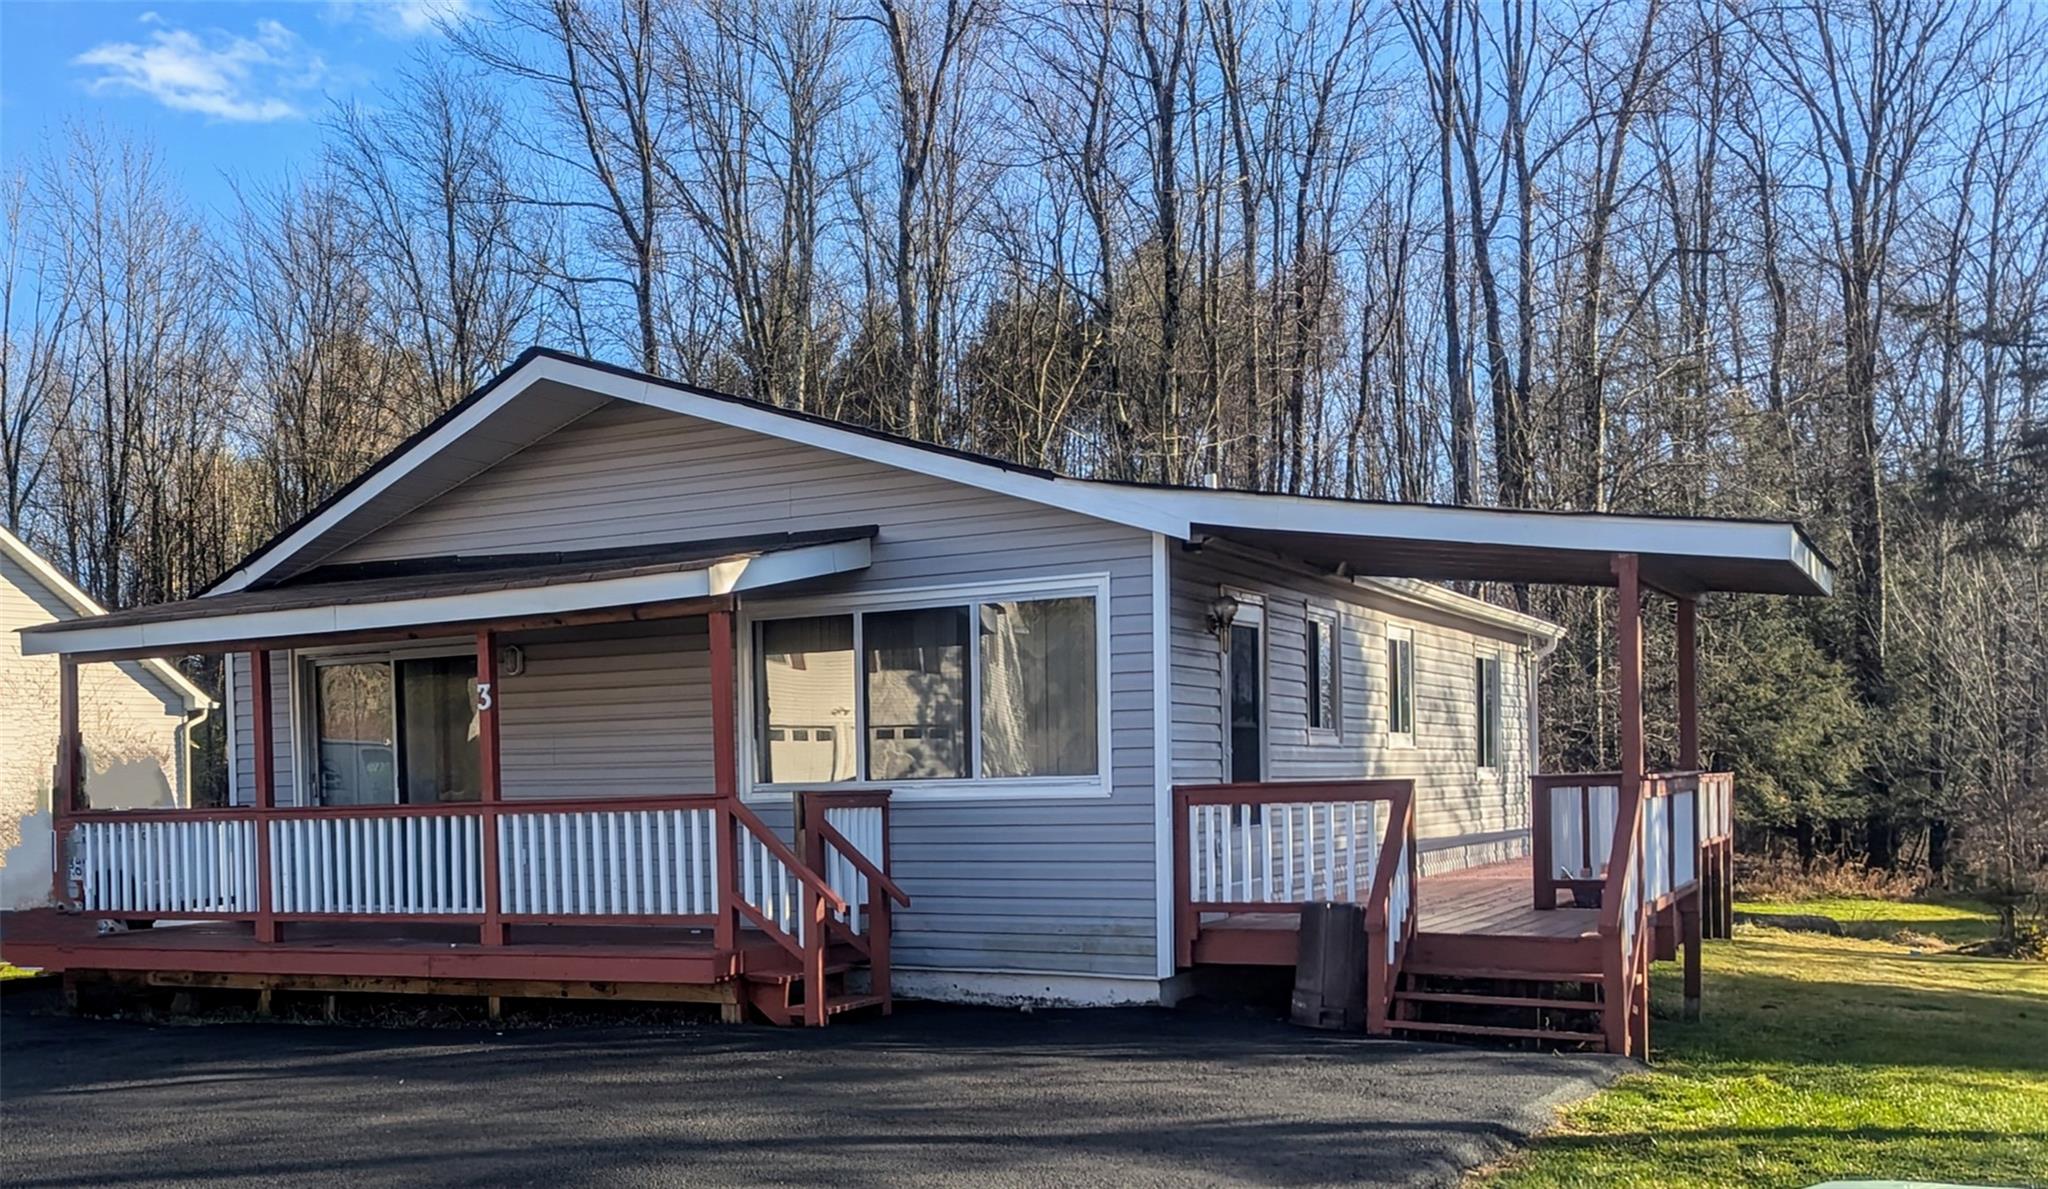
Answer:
232;400;1162;981
1170;548;1537;874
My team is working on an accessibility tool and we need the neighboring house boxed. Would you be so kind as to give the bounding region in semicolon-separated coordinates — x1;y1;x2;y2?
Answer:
0;528;213;911
7;350;1826;1044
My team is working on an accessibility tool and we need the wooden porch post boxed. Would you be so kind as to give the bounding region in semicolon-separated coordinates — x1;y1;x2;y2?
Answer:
50;657;80;906
250;650;278;944
1611;555;1645;1056
1676;598;1699;771
709;605;739;952
477;630;505;945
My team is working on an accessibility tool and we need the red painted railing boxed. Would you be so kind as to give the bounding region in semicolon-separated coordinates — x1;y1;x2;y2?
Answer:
1526;768;1737;1053
1171;779;1417;1034
57;789;898;1021
1531;770;1731;911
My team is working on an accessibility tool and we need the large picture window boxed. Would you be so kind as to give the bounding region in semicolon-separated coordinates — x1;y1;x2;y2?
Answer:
752;592;1101;790
309;653;479;805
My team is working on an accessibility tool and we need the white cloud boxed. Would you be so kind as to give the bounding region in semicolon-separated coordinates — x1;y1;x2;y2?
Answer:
325;0;475;39
73;17;327;123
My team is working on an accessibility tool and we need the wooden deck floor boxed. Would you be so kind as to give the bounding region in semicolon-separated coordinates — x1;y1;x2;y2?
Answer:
1190;858;1599;966
0;911;788;985
1415;858;1599;940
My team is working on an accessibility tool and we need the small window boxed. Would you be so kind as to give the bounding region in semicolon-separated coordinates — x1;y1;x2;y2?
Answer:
1386;625;1415;741
1307;609;1339;733
1476;654;1503;769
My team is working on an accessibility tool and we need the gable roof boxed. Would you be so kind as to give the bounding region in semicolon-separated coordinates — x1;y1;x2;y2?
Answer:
1;527;214;709
203;347;1834;602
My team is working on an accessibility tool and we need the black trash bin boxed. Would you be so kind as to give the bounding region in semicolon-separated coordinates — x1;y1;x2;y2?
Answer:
1291;901;1369;1031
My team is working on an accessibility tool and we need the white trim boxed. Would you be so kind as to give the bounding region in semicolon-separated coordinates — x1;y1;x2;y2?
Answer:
1149;533;1174;980
737;574;1115;805
1385;623;1416;749
0;526;213;708
24;538;873;658
202;351;1830;602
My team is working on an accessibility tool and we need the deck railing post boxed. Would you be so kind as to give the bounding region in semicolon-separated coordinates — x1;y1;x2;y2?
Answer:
1171;789;1193;969
250;650;278;944
709;605;740;952
1530;778;1556;910
477;630;505;945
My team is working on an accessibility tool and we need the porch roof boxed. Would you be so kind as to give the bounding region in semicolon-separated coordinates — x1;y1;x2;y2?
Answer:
20;528;875;659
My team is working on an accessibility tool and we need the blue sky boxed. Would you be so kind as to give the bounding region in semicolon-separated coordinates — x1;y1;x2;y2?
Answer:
1;0;475;220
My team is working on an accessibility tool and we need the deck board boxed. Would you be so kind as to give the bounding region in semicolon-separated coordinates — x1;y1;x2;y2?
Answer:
1192;858;1600;965
0;912;774;984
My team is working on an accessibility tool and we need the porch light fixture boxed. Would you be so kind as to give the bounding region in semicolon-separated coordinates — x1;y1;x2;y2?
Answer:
1207;593;1241;643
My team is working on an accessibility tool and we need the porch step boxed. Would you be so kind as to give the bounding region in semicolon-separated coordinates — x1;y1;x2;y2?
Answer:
1401;964;1605;984
1393;990;1602;1011
824;992;887;1018
1389;1019;1605;1044
742;959;857;986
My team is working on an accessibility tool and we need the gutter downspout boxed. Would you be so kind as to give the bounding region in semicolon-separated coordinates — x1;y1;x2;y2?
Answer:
178;700;215;808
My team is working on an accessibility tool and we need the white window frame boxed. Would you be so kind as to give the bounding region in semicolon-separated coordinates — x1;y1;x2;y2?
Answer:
1220;588;1267;783
1305;604;1341;741
1475;649;1503;774
1385;623;1416;748
738;574;1114;804
292;639;475;806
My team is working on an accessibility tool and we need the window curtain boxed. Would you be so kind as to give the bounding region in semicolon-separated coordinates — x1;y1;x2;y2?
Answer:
758;615;856;782
398;656;481;803
981;597;1098;778
864;607;969;780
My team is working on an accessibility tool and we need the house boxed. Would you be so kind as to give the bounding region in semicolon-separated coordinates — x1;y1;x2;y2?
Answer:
1;528;213;912
3;349;1823;1051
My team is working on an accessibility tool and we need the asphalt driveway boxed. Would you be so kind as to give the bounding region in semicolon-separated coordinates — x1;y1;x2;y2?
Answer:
1;992;1617;1187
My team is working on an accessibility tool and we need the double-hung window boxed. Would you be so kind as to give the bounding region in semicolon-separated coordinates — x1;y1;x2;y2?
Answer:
306;652;481;805
1306;607;1339;735
1475;654;1503;770
1386;624;1415;743
752;589;1101;792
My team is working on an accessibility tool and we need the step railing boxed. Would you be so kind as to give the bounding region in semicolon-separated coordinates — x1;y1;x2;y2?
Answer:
797;791;911;1014
1171;780;1418;1033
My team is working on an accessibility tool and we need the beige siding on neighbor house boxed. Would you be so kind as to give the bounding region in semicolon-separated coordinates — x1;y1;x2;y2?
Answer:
1170;548;1536;874
2;554;192;910
232;401;1162;981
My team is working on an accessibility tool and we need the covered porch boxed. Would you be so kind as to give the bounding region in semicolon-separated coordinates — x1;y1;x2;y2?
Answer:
1170;540;1792;1056
5;529;907;1027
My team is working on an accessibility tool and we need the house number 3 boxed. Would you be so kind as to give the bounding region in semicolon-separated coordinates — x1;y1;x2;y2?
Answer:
477;682;494;711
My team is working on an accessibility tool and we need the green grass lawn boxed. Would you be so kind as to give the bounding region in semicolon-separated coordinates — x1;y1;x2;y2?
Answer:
1734;893;2005;948
1481;899;2048;1188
